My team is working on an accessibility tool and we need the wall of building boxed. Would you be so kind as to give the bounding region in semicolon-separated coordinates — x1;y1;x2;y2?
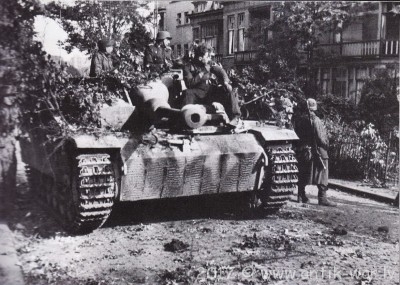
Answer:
160;1;398;102
315;2;398;101
164;1;194;58
222;1;271;58
316;62;399;104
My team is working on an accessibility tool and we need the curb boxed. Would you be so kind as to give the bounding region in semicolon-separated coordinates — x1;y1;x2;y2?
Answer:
0;221;25;285
328;181;398;205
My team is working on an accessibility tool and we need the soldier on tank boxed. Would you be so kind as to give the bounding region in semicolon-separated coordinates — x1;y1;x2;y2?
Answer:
89;38;115;77
294;98;336;206
144;31;173;76
181;43;241;126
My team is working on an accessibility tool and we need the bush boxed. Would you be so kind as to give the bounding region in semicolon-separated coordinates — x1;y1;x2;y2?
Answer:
358;69;399;138
229;66;305;126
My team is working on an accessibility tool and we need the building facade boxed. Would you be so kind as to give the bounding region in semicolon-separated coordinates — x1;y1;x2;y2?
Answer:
314;2;399;103
220;1;273;67
163;1;194;58
161;1;399;101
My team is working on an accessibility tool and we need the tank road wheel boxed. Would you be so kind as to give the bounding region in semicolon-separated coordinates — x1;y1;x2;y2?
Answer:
64;153;116;234
259;144;298;213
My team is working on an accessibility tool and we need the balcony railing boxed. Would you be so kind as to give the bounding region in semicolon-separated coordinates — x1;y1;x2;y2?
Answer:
383;40;399;56
230;40;398;65
234;50;258;64
316;40;399;58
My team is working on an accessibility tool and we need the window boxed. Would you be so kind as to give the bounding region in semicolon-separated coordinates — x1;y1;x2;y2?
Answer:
158;11;165;31
177;13;181;25
237;13;245;52
212;2;221;10
333;68;347;97
184;12;190;24
355;67;369;103
177;44;182;57
348;67;357;103
228;15;235;55
384;13;400;40
195;3;206;13
193;27;200;42
320;68;330;95
204;38;216;50
249;7;271;48
184;44;189;58
202;24;216;38
333;22;342;43
202;23;218;51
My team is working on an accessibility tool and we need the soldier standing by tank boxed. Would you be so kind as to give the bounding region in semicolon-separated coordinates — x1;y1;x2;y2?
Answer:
144;31;173;76
294;98;336;206
181;43;241;126
89;38;115;77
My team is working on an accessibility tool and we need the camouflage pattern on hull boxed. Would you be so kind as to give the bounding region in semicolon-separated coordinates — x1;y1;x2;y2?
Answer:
119;133;265;201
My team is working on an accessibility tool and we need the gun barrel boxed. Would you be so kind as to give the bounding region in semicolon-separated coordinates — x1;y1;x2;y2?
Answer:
135;80;208;129
181;104;208;129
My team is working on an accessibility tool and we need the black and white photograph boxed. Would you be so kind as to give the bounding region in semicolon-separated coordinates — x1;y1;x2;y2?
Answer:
0;1;399;284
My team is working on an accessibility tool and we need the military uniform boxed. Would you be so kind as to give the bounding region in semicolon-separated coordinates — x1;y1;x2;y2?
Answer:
182;60;241;120
89;39;115;77
89;52;114;77
144;44;173;74
295;112;329;185
294;105;335;206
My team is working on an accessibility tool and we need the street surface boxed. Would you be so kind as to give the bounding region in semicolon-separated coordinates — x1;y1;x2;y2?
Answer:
4;161;399;285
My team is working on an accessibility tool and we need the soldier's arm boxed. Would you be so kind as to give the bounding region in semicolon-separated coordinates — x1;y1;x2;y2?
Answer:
211;65;232;92
144;47;153;69
183;65;204;88
314;117;329;149
164;49;173;68
210;65;230;85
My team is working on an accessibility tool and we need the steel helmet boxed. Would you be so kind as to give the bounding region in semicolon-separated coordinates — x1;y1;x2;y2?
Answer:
98;38;114;52
156;31;172;41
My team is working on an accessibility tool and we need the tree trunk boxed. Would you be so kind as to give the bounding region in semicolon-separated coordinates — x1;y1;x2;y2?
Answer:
0;135;17;217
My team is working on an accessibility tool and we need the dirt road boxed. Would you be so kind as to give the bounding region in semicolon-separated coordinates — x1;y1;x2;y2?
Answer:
5;163;399;285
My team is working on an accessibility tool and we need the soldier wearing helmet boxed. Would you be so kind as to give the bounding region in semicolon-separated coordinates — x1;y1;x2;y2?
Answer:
294;98;336;207
144;31;173;75
89;38;115;77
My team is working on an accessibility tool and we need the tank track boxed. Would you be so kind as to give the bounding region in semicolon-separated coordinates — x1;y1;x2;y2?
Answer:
67;153;115;233
261;144;298;210
26;153;115;234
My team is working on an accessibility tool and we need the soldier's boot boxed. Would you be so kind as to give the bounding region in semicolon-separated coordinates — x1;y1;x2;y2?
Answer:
297;185;309;203
318;186;337;207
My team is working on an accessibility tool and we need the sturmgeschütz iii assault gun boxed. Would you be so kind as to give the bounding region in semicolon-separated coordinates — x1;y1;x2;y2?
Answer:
20;75;299;234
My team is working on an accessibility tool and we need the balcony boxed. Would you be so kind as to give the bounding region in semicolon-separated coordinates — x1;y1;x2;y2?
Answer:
234;50;258;64
316;40;399;58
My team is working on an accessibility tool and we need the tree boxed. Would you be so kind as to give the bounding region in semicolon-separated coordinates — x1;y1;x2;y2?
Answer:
231;3;362;122
0;0;46;212
26;1;156;131
45;0;153;54
358;69;399;137
246;2;364;94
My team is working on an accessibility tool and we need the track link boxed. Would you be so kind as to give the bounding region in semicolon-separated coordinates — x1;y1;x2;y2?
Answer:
26;153;116;234
66;153;115;233
261;144;298;210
